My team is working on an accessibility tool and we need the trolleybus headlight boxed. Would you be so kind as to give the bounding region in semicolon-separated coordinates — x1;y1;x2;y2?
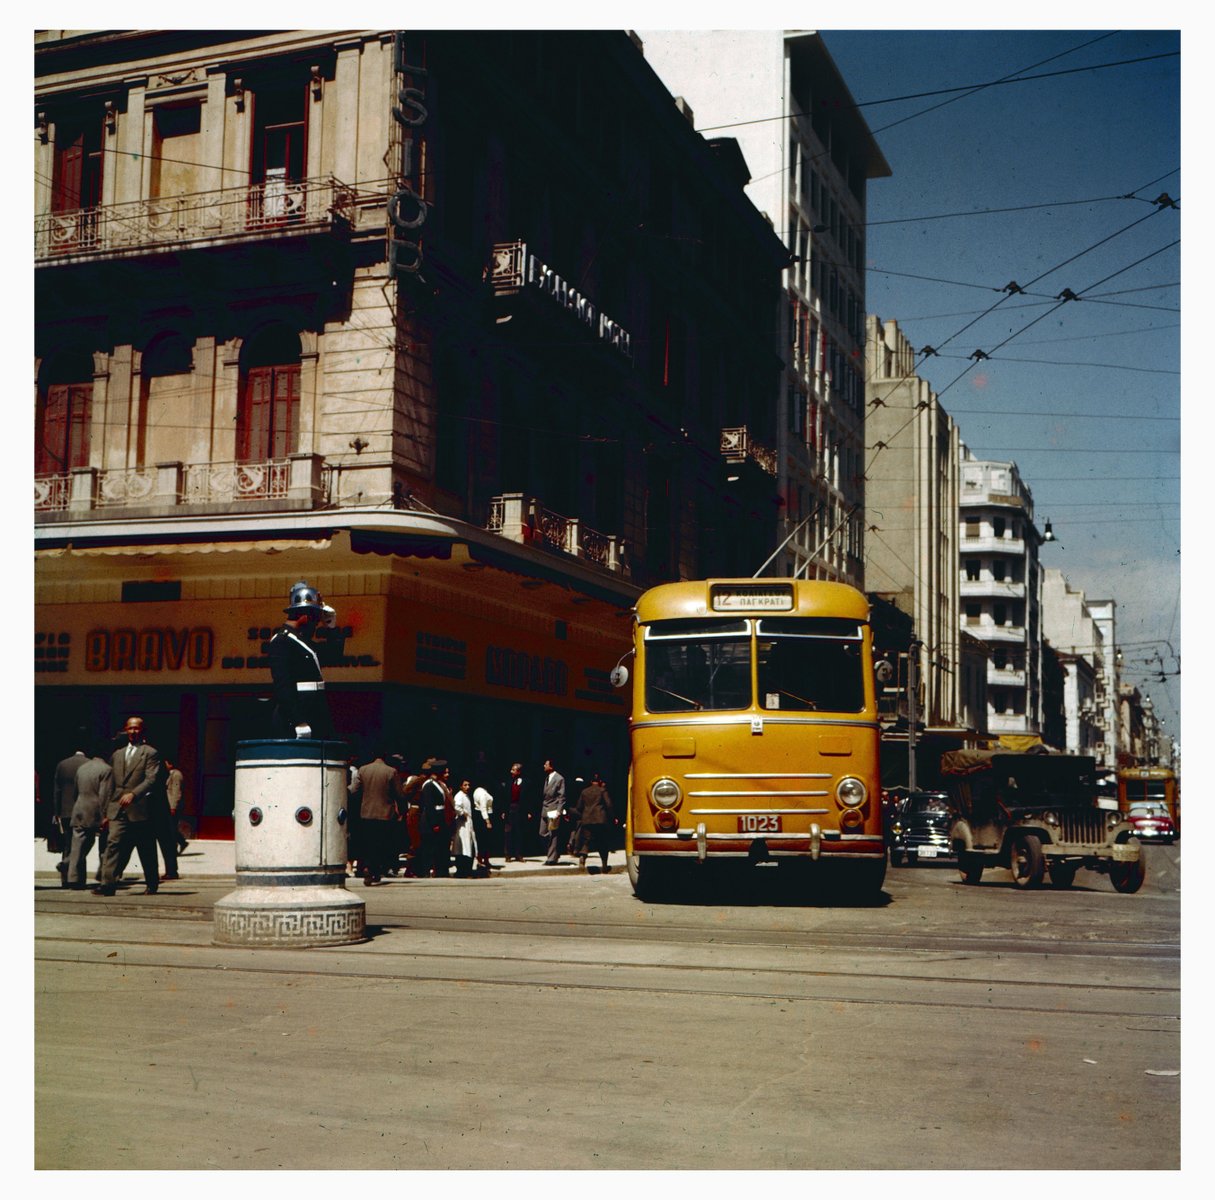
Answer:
836;776;867;808
650;777;682;809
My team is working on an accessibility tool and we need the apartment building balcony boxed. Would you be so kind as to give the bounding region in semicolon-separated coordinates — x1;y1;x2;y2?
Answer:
960;536;1025;556
34;176;354;266
35;454;330;521
961;579;1026;600
988;712;1032;736
486;493;627;574
720;426;778;477
988;664;1027;688
964;620;1026;644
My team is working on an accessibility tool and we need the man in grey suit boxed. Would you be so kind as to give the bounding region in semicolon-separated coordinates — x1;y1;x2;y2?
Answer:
66;742;113;890
94;716;162;896
539;758;567;865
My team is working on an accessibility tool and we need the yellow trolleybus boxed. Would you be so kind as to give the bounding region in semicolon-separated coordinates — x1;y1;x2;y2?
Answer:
617;578;886;899
1117;765;1180;834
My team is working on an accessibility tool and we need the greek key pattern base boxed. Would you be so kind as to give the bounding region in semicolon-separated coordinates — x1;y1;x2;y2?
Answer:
214;904;366;946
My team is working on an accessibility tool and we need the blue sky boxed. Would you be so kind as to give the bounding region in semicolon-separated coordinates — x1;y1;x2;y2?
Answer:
816;27;1181;745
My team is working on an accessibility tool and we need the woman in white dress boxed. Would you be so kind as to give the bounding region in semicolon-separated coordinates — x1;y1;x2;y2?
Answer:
451;779;479;878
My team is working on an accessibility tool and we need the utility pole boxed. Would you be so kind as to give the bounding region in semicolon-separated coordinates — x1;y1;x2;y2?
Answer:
907;638;922;790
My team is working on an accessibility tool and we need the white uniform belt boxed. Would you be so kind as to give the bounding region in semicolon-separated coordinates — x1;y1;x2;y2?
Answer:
296;681;325;692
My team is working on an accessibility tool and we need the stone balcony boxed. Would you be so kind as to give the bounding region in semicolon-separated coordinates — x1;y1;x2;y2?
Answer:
988;664;1027;687
486;493;627;574
964;619;1027;644
961;579;1026;599
960;535;1026;556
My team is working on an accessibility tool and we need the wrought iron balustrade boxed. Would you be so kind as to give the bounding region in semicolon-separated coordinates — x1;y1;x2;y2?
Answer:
35;176;354;262
185;459;291;503
485;493;625;574
720;426;777;477
34;473;70;512
97;468;158;507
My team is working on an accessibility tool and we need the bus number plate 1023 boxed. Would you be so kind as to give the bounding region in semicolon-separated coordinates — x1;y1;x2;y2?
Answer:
738;814;782;833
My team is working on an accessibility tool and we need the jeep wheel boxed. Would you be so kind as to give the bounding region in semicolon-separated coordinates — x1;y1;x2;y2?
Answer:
1048;861;1078;889
958;853;984;885
1110;855;1146;894
1009;833;1045;889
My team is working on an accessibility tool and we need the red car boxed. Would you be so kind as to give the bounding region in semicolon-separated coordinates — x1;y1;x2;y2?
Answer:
1127;804;1176;845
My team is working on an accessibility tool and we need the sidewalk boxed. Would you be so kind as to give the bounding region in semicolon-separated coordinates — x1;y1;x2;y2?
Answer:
33;837;625;882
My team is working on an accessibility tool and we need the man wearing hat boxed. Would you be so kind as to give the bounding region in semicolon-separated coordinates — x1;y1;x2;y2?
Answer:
269;580;337;739
416;758;455;878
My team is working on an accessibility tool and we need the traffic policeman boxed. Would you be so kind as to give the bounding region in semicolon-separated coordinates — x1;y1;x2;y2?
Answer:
269;580;337;739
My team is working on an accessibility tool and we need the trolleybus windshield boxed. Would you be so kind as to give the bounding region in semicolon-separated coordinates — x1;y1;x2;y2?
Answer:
755;616;865;712
643;618;749;712
641;616;866;714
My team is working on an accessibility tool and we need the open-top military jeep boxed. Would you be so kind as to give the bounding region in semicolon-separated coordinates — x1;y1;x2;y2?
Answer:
939;749;1145;892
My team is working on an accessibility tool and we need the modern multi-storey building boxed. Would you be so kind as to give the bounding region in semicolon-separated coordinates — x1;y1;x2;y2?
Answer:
34;29;787;835
1041;568;1105;758
640;30;890;585
863;316;964;746
958;450;1046;740
1085;598;1120;771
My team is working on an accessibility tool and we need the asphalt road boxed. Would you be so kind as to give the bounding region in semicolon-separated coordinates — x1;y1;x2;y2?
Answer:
34;844;1180;1171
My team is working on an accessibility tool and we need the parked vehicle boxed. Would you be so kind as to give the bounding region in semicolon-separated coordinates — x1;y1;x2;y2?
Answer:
1126;802;1176;844
888;791;955;866
939;749;1144;892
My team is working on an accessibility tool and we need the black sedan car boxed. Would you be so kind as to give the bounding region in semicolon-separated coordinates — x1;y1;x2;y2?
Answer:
888;791;956;866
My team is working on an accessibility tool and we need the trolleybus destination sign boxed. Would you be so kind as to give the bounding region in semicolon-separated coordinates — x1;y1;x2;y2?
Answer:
710;585;795;612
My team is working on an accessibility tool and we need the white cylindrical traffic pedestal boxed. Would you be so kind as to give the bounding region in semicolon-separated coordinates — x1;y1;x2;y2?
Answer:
214;738;365;947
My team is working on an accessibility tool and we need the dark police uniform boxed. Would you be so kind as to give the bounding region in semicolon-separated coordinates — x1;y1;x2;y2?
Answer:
268;624;335;739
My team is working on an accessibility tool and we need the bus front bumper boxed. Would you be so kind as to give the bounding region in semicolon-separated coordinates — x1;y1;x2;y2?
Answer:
632;827;886;862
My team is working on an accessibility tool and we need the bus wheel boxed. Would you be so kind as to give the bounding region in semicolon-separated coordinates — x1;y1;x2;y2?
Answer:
843;857;886;900
1009;834;1045;889
628;854;672;901
1048;861;1078;889
1110;856;1146;894
958;853;984;885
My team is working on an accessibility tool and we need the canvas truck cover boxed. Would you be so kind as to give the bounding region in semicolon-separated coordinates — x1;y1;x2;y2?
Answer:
940;750;1098;803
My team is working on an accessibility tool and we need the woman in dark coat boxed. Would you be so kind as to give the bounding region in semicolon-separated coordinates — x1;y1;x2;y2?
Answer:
571;771;616;872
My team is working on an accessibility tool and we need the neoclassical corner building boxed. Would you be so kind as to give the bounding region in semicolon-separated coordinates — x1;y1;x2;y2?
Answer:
34;29;788;833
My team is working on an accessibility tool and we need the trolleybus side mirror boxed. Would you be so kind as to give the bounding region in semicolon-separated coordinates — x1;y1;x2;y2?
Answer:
875;659;895;684
610;648;634;689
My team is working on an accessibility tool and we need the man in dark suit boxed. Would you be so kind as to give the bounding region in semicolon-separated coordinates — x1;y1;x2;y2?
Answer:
571;770;617;872
51;734;89;887
94;716;162;896
348;750;405;884
502;762;535;861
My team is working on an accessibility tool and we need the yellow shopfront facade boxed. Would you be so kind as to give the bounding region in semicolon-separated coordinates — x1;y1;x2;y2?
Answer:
35;516;637;838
